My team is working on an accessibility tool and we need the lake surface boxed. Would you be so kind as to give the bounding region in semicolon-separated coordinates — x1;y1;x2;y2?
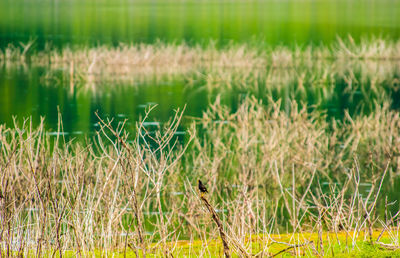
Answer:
1;0;400;135
1;0;400;49
1;60;399;138
0;65;209;138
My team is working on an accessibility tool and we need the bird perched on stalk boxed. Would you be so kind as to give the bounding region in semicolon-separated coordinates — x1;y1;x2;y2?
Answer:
198;180;208;197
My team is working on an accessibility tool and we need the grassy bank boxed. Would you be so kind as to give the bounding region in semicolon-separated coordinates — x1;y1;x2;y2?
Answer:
25;231;400;257
1;98;400;256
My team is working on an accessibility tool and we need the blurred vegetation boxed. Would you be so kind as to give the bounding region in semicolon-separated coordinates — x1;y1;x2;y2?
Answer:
1;0;400;49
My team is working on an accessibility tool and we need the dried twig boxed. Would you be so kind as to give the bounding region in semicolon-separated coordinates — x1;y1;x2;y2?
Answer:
200;195;231;258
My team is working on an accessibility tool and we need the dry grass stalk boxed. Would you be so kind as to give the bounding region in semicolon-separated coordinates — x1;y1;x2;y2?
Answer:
0;97;399;256
200;195;231;258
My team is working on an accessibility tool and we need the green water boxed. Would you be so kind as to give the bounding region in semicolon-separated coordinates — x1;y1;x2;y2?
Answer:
1;0;400;49
1;0;400;132
0;1;400;135
1;61;399;137
0;65;208;137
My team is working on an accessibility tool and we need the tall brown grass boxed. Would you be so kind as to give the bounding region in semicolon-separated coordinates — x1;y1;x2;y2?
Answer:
1;98;399;256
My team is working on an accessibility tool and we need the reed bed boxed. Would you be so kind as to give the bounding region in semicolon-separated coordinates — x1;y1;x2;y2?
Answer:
1;98;400;256
1;38;400;86
2;39;399;118
3;37;400;66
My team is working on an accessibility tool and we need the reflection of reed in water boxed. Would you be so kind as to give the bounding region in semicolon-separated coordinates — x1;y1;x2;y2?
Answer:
1;38;400;85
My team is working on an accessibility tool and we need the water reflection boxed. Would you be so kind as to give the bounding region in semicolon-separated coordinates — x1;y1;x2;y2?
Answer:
1;0;400;49
0;59;399;138
0;65;208;139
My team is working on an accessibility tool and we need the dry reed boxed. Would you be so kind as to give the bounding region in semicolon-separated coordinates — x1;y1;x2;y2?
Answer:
1;38;400;89
0;97;400;256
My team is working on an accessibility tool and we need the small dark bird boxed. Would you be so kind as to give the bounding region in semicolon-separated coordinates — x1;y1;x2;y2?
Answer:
198;180;208;196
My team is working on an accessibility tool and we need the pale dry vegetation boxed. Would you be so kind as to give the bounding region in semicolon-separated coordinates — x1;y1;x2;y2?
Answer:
1;38;400;90
1;98;400;256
